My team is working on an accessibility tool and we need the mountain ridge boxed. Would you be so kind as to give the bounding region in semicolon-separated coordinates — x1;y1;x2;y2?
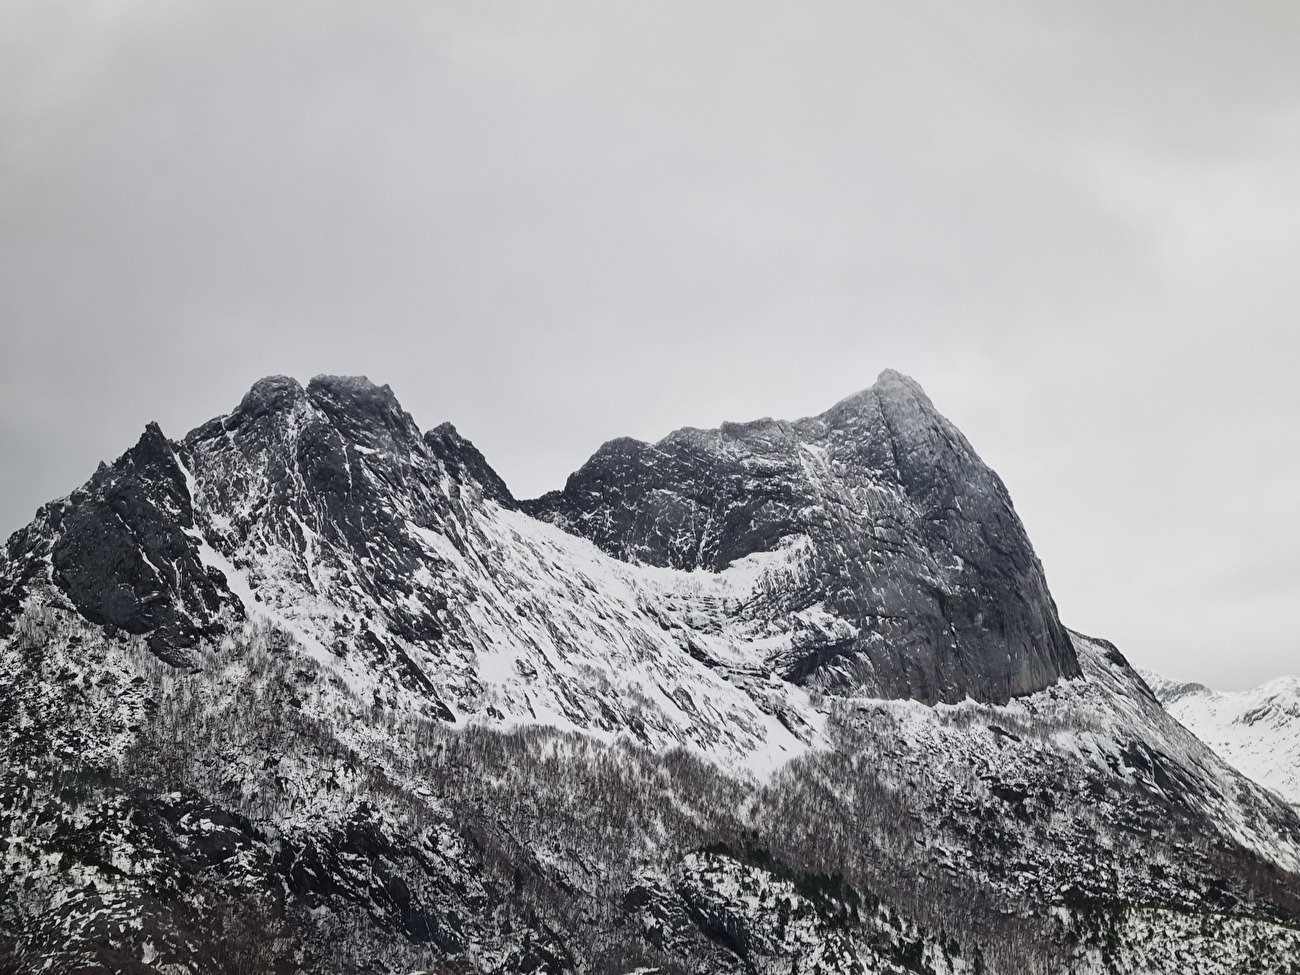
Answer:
524;369;1077;705
2;370;1299;974
5;369;1079;713
1144;668;1300;807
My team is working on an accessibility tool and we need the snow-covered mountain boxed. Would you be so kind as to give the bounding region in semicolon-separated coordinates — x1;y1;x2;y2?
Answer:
524;369;1077;706
2;371;1299;974
1145;670;1300;807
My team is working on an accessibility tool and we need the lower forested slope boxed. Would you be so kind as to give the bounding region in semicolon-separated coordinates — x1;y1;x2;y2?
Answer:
3;592;1299;974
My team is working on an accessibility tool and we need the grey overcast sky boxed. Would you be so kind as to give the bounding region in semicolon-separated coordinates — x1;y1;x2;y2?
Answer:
2;1;1297;690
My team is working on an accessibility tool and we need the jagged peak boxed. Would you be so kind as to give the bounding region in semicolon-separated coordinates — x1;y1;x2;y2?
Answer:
304;374;422;444
223;374;412;426
875;366;920;390
306;374;405;417
234;374;307;419
816;369;935;426
1139;668;1213;704
591;435;654;457
870;369;945;424
97;420;177;483
423;422;516;508
563;371;935;467
226;374;410;431
718;416;789;441
307;373;392;398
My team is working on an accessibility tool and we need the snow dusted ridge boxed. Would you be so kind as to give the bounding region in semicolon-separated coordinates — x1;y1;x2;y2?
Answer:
183;376;838;774
2;374;839;774
3;370;1062;777
1144;669;1300;806
3;371;1300;973
526;369;1079;705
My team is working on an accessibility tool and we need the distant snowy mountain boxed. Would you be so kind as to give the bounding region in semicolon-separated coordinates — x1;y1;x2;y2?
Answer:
1144;670;1300;806
2;371;1299;974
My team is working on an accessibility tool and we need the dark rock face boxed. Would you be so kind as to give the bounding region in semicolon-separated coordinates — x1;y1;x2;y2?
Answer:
525;370;1078;704
424;422;516;509
12;375;514;682
43;423;236;662
180;374;444;595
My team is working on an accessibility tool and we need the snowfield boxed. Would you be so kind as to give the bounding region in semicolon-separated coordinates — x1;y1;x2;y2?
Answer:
1144;669;1300;807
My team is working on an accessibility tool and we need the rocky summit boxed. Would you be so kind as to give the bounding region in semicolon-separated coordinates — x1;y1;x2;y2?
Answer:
2;372;1299;975
526;370;1077;704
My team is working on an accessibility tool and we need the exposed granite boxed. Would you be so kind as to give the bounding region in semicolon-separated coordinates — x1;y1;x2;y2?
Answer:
525;370;1079;704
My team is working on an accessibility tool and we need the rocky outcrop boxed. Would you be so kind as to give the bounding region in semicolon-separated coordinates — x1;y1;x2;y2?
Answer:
25;422;235;662
423;422;517;509
525;370;1078;704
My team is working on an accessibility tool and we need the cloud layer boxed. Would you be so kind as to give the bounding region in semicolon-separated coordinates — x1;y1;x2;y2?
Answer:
2;0;1297;688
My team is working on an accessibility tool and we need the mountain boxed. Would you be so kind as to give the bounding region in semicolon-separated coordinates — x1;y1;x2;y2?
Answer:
2;371;1299;975
523;370;1077;706
1145;670;1300;807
